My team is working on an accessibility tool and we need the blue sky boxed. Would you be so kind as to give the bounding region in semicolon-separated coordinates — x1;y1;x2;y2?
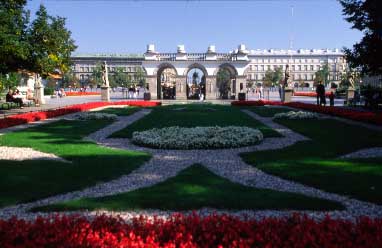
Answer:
26;0;362;54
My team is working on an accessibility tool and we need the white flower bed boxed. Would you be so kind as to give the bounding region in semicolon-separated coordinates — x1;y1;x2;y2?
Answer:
132;126;263;149
74;112;118;121
273;111;319;120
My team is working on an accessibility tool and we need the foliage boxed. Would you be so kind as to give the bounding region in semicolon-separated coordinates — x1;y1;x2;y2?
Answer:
112;67;129;87
273;111;320;120
91;62;103;86
61;69;78;88
263;67;283;87
27;5;77;78
135;66;146;87
0;0;30;74
43;87;54;95
339;0;382;76
0;2;76;77
0;72;22;91
314;63;330;86
35;165;343;212
132;126;263;149
216;68;231;98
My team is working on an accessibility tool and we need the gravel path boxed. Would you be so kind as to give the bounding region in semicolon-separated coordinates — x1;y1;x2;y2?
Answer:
339;147;382;159
1;108;382;221
0;146;69;163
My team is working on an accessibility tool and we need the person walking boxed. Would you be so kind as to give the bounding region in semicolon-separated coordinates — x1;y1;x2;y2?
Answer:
319;83;326;106
315;82;321;106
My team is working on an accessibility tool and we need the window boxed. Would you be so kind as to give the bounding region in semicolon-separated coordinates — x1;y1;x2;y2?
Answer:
304;65;308;71
80;67;84;72
292;65;295;71
254;65;258;71
310;65;314;71
298;65;301;71
267;65;271;70
260;65;264;71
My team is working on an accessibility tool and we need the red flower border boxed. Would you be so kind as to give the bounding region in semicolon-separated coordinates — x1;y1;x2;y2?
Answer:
65;92;101;96
0;101;161;129
0;214;381;248
293;91;332;97
231;100;382;125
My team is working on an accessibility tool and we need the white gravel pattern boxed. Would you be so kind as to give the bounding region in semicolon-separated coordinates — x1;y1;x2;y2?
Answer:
0;146;69;163
339;147;382;159
1;108;382;221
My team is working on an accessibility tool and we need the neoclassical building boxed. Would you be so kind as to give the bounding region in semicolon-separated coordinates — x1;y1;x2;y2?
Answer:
71;44;346;100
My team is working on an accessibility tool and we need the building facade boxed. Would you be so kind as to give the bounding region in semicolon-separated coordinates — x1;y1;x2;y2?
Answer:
71;44;346;100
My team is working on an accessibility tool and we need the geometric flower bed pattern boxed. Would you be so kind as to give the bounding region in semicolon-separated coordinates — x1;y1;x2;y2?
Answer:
0;214;381;248
132;126;263;149
231;100;382;125
0;101;161;129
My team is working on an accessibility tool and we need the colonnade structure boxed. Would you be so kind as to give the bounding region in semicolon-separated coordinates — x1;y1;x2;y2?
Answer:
71;44;347;100
143;44;249;100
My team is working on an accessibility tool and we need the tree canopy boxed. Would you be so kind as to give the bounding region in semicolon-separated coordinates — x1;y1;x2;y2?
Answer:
0;2;76;77
339;0;382;75
263;67;283;87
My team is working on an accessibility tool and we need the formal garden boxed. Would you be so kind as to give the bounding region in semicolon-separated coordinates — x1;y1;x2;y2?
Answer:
0;101;382;247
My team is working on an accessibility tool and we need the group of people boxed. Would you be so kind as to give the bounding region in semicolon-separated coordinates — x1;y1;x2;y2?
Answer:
5;89;40;109
316;82;335;106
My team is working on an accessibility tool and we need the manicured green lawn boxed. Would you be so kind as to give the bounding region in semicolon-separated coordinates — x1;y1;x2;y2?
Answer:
249;106;293;117
241;118;382;205
32;164;343;212
94;106;140;116
0;120;150;207
111;104;281;138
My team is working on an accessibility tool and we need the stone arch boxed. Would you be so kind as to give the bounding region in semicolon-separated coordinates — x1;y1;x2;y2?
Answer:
215;63;238;99
156;63;178;100
213;63;238;76
184;63;208;100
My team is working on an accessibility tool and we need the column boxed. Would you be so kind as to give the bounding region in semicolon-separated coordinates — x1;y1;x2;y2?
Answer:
205;76;217;100
175;76;187;100
146;75;157;100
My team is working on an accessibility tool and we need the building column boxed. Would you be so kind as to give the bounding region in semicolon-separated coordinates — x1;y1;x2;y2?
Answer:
235;76;247;97
146;75;157;100
205;76;217;100
175;76;187;100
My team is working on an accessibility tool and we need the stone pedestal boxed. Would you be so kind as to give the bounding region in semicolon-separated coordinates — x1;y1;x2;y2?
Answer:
34;86;45;105
282;87;293;103
175;76;187;100
346;88;355;105
101;86;110;102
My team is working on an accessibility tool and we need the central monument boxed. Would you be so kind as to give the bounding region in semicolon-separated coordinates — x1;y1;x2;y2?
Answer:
101;61;110;102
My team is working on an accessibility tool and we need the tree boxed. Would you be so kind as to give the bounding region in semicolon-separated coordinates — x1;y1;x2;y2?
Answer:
216;69;231;98
263;67;283;87
27;5;77;78
339;0;382;76
314;63;330;86
135;67;146;87
91;62;103;86
0;0;30;74
0;72;22;91
112;67;127;87
61;69;78;88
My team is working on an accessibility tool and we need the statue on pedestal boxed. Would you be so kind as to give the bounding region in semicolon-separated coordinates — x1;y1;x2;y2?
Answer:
348;75;355;89
284;64;290;88
101;61;110;87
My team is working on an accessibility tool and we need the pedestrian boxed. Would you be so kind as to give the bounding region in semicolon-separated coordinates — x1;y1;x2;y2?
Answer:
315;82;321;106
329;91;335;106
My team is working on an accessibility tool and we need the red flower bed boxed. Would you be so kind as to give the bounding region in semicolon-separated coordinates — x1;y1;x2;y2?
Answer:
284;102;382;125
0;214;381;248
231;100;283;106
65;92;101;96
0;101;161;129
293;92;332;97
